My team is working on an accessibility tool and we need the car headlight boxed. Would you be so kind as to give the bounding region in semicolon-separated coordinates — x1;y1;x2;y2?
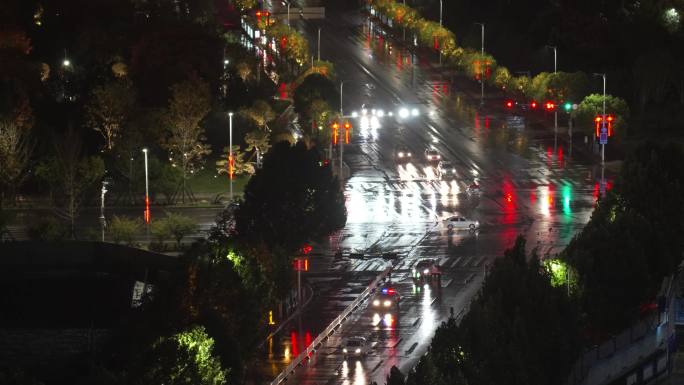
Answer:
343;348;348;353
407;152;411;157
399;108;409;118
373;299;380;306
398;152;404;157
377;109;384;117
355;348;361;354
423;269;429;275
411;108;419;116
383;300;392;307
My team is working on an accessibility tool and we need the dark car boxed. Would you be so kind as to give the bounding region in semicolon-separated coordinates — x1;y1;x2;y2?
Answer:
394;145;413;162
412;259;441;282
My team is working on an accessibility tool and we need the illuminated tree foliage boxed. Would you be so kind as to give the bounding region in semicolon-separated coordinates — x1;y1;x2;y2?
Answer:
162;76;212;202
0;118;31;206
137;325;229;385
85;80;136;151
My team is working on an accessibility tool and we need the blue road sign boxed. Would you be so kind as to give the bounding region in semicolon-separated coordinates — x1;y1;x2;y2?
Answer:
600;125;608;145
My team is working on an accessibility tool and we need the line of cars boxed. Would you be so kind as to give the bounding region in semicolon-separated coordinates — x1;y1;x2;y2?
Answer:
394;145;458;180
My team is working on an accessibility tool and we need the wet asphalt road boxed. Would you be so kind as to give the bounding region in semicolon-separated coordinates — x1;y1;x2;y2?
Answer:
255;5;609;385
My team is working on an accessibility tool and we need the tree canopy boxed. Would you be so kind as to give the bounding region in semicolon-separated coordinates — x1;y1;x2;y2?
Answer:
235;140;346;251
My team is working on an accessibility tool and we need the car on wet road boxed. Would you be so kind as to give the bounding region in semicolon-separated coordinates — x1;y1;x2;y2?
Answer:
443;215;479;230
424;148;441;163
394;145;413;162
436;160;457;179
342;336;369;358
412;259;441;282
372;285;400;310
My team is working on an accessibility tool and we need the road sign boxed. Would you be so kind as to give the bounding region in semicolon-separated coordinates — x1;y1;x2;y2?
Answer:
599;125;608;145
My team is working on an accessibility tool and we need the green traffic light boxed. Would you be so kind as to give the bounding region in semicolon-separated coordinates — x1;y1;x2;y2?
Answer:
564;102;572;112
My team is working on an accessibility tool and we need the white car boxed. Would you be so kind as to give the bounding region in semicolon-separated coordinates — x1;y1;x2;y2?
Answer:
444;216;479;230
425;148;441;162
342;337;369;357
437;161;457;179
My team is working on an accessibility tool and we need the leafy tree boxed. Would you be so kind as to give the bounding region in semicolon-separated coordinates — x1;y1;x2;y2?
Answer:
547;71;591;104
135;325;229;385
563;142;684;334
151;220;172;248
239;100;274;131
234;62;252;83
386;366;405;385
575;93;630;136
85;80;136;151
411;236;582;385
493;66;511;90
244;130;271;168
109;215;141;245
216;145;254;177
26;215;68;241
235;141;346;252
36;127;106;238
162;76;212;202
160;212;198;248
0;117;31;206
293;74;338;119
232;0;257;12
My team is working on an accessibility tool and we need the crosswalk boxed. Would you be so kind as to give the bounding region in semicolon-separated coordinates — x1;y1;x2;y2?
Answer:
345;253;493;273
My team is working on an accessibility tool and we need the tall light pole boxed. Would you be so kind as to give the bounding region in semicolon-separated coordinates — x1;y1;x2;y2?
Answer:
593;73;607;165
317;27;321;62
282;1;290;28
228;112;234;201
142;148;150;231
474;23;485;106
439;0;443;26
100;180;108;242
547;45;558;138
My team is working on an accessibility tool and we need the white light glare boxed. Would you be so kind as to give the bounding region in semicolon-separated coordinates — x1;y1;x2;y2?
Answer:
411;108;420;116
351;111;358;118
399;108;409;118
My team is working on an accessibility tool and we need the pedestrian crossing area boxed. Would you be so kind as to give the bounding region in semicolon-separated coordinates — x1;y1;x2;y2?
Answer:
345;254;492;273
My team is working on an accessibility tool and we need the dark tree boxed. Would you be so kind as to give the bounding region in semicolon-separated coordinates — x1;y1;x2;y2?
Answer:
235;140;346;251
386;366;405;385
409;236;582;385
293;74;339;119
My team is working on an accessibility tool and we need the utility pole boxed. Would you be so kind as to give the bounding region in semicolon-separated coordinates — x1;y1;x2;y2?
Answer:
142;148;150;235
228;112;234;201
593;73;607;165
547;46;558;139
475;23;485;106
100;180;108;242
317;27;321;62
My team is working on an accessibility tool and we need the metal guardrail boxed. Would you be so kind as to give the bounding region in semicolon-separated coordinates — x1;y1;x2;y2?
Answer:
269;265;392;385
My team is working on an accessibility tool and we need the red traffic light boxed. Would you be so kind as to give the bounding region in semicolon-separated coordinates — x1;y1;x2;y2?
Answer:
545;101;555;110
505;100;513;108
530;101;537;109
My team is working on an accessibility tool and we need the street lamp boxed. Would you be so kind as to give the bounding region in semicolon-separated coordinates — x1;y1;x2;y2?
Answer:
474;23;485;106
228;112;234;201
317;27;321;62
281;0;290;27
100;179;109;242
593;73;607;165
546;45;558;138
142;148;150;228
439;0;443;27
